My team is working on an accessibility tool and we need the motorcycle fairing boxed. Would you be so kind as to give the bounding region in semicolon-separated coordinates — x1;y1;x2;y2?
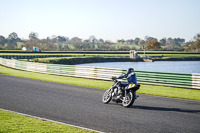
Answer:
126;84;140;91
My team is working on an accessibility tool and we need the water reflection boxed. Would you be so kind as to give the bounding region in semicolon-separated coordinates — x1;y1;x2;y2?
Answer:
77;61;200;73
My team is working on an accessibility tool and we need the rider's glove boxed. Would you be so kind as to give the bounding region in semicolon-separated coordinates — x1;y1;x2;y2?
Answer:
111;76;117;80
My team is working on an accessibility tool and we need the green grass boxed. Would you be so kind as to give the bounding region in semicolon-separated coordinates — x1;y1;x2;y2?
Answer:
0;50;196;53
23;56;132;64
0;65;199;101
0;65;113;89
0;53;83;55
164;54;200;58
139;84;200;100
1;50;200;63
0;109;95;133
0;64;200;132
138;54;200;58
2;53;199;61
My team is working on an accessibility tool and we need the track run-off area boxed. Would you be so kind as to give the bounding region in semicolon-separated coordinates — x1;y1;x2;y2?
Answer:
0;75;200;133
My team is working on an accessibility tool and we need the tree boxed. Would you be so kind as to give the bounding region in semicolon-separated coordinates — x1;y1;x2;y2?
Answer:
134;38;140;45
8;32;18;40
6;32;21;49
70;37;82;44
159;38;166;46
126;39;134;44
121;45;130;51
194;34;200;51
83;39;90;44
29;32;39;40
138;40;145;49
174;38;185;44
145;36;157;42
117;39;125;44
99;39;104;44
7;32;21;42
105;40;113;44
145;40;161;50
48;36;57;43
24;40;39;50
0;35;6;47
57;36;67;43
40;39;57;51
89;35;96;43
167;38;173;44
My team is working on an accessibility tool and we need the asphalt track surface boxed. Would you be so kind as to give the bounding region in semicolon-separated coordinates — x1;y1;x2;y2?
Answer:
0;74;200;133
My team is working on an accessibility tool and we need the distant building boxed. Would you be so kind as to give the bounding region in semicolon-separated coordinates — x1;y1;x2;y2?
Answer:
33;46;41;52
22;47;30;51
130;50;138;59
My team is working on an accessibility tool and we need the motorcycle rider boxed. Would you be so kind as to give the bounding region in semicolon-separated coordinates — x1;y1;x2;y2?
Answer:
102;68;140;106
117;68;137;85
112;68;137;96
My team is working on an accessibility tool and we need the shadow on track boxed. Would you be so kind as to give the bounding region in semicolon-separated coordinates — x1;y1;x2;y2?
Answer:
132;105;200;114
102;102;200;114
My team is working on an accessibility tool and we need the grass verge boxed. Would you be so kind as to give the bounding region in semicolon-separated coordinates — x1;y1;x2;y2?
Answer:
0;65;199;101
0;109;95;133
0;65;199;132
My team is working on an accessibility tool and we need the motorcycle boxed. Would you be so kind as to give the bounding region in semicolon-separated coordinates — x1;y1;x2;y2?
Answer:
102;75;140;108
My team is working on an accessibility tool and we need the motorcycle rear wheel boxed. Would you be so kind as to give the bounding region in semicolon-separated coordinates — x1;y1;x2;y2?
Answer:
122;91;135;107
102;89;112;104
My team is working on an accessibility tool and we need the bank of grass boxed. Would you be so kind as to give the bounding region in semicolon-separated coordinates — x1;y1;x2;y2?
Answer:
0;109;95;133
141;54;200;58
37;56;133;65
0;52;114;56
0;65;113;89
16;54;200;65
0;65;200;101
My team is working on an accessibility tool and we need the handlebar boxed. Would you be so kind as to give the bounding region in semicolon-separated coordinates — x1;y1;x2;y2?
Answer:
111;76;118;82
111;76;116;79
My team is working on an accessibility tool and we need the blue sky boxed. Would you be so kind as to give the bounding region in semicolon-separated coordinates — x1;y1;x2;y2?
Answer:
0;0;200;42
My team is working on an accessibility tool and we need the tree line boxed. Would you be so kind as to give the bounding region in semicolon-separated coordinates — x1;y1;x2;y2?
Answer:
0;32;199;52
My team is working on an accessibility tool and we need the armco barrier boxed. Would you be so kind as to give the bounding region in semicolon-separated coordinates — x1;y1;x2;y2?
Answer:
135;71;193;88
74;66;123;80
192;73;200;89
47;64;75;76
27;62;47;73
0;57;200;89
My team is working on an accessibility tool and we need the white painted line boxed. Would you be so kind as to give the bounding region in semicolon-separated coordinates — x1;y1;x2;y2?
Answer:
0;108;104;133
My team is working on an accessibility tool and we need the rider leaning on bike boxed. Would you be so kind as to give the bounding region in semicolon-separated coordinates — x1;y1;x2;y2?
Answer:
103;68;140;107
116;68;137;85
112;68;137;94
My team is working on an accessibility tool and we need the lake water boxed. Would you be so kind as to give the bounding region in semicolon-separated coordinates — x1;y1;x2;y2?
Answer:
77;61;200;74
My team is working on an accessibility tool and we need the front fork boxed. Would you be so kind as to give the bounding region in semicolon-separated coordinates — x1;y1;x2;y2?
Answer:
123;87;128;101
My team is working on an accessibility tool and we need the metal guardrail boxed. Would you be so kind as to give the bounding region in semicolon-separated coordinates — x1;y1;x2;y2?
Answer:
0;57;200;89
135;71;193;88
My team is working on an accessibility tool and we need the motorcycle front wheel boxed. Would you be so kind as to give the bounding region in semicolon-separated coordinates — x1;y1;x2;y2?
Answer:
122;90;135;107
102;89;112;104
